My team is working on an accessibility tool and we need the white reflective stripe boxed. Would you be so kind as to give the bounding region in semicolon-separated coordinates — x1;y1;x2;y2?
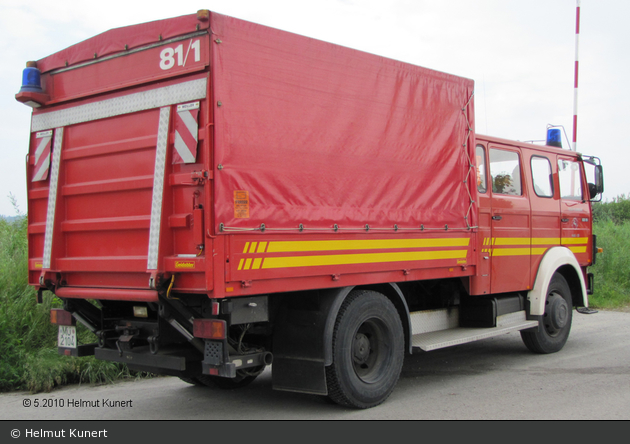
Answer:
31;78;207;132
178;109;199;141
34;135;51;163
33;135;52;182
174;131;197;163
32;156;50;182
42;128;64;269
147;107;171;270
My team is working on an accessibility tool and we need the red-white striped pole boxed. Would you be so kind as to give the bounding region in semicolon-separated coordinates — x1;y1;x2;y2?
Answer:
573;0;581;151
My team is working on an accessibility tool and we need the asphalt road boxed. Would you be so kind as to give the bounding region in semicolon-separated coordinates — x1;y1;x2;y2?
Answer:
1;310;629;420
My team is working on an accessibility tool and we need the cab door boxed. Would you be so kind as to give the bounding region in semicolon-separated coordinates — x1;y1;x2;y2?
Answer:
529;153;560;278
489;145;531;294
557;156;591;265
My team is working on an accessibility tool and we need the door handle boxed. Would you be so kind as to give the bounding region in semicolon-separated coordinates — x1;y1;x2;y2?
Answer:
561;218;569;223
492;215;502;221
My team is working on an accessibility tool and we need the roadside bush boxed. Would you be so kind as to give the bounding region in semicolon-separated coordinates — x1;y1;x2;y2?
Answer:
0;212;139;393
592;194;630;224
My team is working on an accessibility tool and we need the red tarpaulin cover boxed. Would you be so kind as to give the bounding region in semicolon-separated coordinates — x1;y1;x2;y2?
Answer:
37;14;208;73
211;13;476;232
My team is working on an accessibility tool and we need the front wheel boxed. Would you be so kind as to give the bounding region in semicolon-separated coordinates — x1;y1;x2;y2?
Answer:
325;290;404;409
521;273;573;354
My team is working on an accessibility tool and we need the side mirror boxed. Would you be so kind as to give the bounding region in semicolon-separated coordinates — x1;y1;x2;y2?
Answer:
594;165;604;195
583;157;604;201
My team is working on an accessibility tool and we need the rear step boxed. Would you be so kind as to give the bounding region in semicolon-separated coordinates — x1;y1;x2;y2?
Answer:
411;308;538;352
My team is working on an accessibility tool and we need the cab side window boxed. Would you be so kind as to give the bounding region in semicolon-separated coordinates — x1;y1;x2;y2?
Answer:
490;148;521;195
558;159;583;200
476;145;487;194
531;156;554;198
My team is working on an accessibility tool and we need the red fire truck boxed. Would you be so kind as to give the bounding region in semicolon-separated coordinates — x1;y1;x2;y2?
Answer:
16;10;604;408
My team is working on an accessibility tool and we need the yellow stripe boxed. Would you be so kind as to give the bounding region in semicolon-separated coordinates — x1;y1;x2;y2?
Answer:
244;258;252;270
569;246;587;253
492;237;586;246
266;238;470;253
496;238;569;246
562;237;588;245
237;238;588;270
262;250;468;269
493;244;587;257
492;248;531;257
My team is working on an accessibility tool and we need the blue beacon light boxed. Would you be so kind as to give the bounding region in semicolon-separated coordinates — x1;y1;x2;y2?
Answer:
546;127;562;148
19;61;43;93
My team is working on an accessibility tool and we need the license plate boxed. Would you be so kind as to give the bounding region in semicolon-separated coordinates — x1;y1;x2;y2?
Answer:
58;325;77;348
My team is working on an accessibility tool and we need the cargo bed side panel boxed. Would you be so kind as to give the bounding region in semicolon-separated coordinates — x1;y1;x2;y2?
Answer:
210;13;477;233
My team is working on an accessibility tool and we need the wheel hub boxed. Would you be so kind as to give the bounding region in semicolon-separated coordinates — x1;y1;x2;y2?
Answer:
353;333;371;365
547;292;569;333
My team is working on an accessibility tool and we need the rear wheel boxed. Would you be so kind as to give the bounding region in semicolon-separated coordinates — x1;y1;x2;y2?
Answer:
325;290;404;409
521;273;573;354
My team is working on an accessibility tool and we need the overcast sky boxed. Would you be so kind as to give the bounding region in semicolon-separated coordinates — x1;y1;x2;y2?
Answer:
1;0;628;216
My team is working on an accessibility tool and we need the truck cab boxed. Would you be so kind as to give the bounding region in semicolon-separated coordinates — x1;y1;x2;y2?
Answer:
473;135;598;298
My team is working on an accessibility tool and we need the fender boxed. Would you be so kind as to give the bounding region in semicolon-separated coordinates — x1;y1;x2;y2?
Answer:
271;283;410;395
528;246;587;316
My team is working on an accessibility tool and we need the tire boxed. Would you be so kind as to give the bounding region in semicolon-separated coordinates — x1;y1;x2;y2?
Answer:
521;273;573;354
325;290;405;409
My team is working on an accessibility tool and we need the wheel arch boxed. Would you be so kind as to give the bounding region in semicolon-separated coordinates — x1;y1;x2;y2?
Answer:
528;246;588;316
343;283;412;356
321;283;411;365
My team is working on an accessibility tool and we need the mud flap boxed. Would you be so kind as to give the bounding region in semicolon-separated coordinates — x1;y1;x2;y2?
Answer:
271;288;351;395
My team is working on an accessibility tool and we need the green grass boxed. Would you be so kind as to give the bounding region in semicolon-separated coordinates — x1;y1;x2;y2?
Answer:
589;219;630;310
0;207;145;393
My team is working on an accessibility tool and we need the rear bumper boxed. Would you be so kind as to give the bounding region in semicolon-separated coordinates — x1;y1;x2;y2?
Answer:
94;346;198;373
55;287;159;302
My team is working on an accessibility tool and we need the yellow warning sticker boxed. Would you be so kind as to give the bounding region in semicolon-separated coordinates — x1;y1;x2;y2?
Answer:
234;190;250;219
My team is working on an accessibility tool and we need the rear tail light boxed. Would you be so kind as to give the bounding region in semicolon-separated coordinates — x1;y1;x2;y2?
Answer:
193;319;226;339
50;309;75;326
